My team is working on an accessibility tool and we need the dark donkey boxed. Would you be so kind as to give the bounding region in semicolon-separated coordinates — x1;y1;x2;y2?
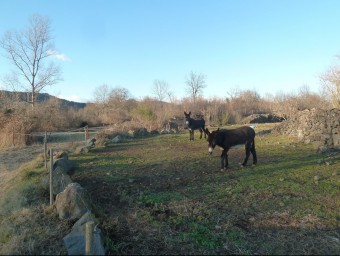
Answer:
184;111;206;141
205;126;257;170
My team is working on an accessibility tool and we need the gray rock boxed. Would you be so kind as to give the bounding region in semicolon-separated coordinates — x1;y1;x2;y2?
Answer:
86;138;96;147
41;166;73;195
53;156;74;175
111;135;122;143
55;183;91;220
63;211;105;255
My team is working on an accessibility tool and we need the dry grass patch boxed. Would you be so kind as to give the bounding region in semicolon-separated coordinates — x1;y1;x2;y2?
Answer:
0;205;70;255
0;151;73;255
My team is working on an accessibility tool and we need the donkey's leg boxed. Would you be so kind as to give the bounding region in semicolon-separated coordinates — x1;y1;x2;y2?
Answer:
190;130;194;141
199;128;203;139
220;151;225;171
221;149;229;170
225;153;229;169
250;140;257;165
242;142;251;166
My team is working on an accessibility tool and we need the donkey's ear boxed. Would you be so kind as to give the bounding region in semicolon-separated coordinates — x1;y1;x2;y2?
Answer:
189;111;191;115
205;128;210;134
184;111;187;115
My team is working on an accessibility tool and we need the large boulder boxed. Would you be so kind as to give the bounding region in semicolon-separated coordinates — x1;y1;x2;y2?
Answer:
53;156;74;175
111;134;122;143
41;166;73;195
86;137;96;147
128;128;148;137
41;154;74;195
63;211;105;255
55;183;91;220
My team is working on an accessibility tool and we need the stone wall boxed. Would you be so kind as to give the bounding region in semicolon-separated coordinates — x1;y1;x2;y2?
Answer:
273;108;340;148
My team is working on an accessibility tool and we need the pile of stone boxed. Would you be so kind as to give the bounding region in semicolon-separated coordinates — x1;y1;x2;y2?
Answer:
273;108;340;150
41;152;105;255
243;113;285;124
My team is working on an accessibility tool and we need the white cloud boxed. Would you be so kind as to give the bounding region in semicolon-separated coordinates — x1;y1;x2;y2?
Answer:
47;50;71;62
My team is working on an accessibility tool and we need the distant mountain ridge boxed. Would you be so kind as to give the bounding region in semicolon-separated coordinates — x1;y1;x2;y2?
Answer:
0;90;87;109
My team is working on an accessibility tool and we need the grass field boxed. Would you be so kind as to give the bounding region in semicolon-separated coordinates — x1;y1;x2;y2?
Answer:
67;123;340;255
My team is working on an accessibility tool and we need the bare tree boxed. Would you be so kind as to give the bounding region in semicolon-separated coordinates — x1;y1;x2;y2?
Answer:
109;87;130;103
185;71;207;104
0;14;61;107
93;84;110;104
152;79;169;102
320;64;340;108
93;84;132;124
167;90;177;104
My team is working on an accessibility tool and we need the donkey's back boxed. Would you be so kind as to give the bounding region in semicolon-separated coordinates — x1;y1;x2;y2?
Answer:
219;126;255;148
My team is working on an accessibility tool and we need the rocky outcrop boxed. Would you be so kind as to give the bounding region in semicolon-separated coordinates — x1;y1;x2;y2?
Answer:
274;108;340;148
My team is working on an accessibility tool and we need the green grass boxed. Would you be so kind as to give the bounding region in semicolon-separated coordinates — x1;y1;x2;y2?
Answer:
0;161;47;216
68;124;340;254
2;123;334;255
0;155;70;255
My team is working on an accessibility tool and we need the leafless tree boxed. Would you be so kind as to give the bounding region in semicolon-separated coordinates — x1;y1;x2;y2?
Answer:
93;83;110;105
93;84;132;124
167;90;177;104
0;14;61;107
185;71;207;104
109;87;130;103
320;64;340;108
152;79;169;102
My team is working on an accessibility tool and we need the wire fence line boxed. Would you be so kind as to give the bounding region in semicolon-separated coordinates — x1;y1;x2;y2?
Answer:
5;126;106;148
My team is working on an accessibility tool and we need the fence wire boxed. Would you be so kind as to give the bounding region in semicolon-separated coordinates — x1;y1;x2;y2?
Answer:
7;126;105;148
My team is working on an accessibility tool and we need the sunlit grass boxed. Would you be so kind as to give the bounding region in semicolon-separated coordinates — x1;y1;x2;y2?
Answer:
68;123;340;254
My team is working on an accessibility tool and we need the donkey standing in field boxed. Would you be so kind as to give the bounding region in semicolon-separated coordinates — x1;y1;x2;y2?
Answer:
184;111;206;141
205;126;257;170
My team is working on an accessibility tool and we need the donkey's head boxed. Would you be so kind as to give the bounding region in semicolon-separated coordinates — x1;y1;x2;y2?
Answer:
184;111;192;125
205;128;218;154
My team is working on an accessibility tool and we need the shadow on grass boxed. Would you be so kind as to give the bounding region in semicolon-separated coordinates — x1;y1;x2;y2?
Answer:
69;132;340;255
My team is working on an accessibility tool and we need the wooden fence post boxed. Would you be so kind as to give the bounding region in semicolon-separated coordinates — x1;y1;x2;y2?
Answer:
84;125;89;145
44;132;47;169
49;148;54;206
12;126;14;147
85;221;94;255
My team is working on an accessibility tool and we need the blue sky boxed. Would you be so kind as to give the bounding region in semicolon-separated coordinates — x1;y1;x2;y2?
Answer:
1;0;340;103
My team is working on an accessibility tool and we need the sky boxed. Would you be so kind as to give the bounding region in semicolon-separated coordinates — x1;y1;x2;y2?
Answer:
1;0;340;103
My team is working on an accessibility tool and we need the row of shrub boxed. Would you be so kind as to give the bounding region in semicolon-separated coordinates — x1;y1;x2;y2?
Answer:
0;87;332;148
